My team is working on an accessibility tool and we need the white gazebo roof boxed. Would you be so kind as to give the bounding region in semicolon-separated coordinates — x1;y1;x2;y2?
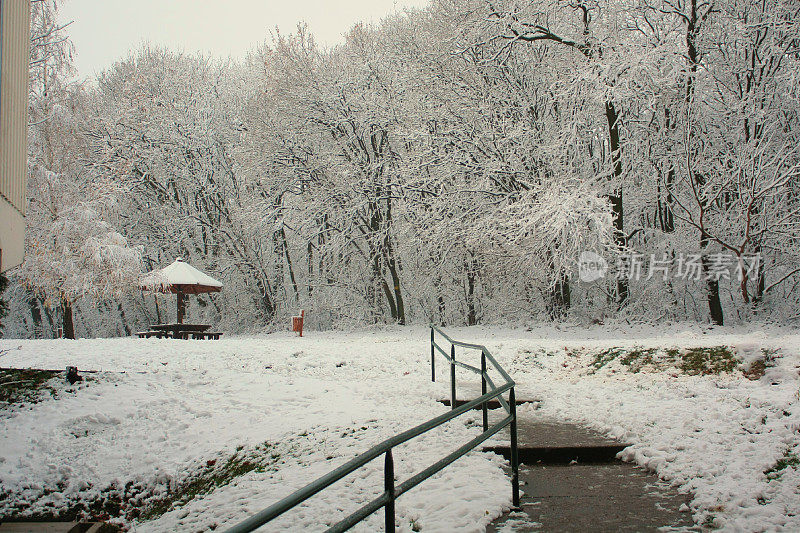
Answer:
141;258;222;293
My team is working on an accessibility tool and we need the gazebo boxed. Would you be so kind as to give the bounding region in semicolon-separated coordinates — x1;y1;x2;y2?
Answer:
140;258;222;325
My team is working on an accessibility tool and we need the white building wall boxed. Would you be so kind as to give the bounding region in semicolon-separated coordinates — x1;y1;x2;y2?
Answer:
0;0;31;272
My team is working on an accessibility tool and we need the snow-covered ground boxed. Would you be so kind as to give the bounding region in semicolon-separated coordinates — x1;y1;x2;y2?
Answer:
0;329;511;532
1;324;799;531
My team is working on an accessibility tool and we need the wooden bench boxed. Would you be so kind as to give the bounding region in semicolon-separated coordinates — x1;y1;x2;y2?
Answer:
136;330;168;339
189;331;223;340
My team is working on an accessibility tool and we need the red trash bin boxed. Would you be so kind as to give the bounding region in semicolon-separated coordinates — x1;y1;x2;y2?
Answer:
291;310;305;337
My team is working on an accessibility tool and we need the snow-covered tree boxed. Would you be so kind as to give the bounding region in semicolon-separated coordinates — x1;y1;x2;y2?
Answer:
4;0;800;336
18;0;142;339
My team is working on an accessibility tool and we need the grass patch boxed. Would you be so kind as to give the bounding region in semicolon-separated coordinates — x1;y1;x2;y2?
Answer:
678;347;738;376
744;349;779;381
619;348;659;373
765;451;800;481
3;423;373;526
138;442;280;521
0;368;60;406
585;346;741;375
590;347;626;371
1;441;283;525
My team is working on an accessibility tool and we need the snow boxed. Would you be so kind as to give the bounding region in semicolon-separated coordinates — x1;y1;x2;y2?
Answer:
2;324;799;531
0;329;511;531
477;324;800;531
140;258;223;292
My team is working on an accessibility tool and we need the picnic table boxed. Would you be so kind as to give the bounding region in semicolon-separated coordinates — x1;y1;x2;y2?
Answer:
136;323;222;340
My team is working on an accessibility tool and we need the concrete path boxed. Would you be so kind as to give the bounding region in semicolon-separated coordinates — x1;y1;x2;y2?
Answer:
483;411;696;532
487;462;693;532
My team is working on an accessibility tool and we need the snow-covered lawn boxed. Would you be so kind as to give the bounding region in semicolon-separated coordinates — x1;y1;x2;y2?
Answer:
2;324;799;531
0;329;510;532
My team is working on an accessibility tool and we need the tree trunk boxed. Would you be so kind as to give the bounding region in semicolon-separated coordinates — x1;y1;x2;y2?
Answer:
465;253;480;326
660;108;676;234
437;292;446;327
386;256;405;325
684;0;721;325
0;273;8;336
307;241;314;298
705;275;724;326
380;278;398;321
279;226;299;301
658;168;676;233
700;232;724;325
372;245;398;322
753;244;765;305
604;101;628;307
382;195;405;325
548;274;571;320
118;303;132;336
254;276;275;323
154;294;162;324
29;297;43;338
62;300;75;339
466;268;477;326
43;302;55;336
177;291;186;324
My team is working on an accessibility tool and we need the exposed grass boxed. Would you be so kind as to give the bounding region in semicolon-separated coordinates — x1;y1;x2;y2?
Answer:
0;368;60;406
587;346;740;375
744;348;779;381
1;479;129;524
678;347;739;376
3;421;381;526
1;441;283;525
590;347;627;371
619;348;659;373
138;441;281;521
765;451;800;481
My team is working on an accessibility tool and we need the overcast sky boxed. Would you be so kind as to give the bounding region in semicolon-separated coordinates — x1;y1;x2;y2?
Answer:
58;0;430;80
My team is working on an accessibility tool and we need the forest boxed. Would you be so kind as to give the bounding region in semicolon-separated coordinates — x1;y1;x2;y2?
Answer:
2;0;799;338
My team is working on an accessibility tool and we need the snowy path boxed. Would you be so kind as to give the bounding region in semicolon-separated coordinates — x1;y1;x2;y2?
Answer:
484;412;692;532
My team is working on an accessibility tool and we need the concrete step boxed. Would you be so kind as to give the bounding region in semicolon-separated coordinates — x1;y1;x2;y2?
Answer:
484;415;631;464
483;444;629;465
436;398;539;410
510;418;625;449
485;414;694;531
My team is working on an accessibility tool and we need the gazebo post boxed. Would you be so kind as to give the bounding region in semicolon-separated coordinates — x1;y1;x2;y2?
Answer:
177;289;185;324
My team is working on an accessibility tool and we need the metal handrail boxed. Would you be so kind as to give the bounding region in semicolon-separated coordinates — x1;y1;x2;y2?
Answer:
430;325;514;384
225;327;520;533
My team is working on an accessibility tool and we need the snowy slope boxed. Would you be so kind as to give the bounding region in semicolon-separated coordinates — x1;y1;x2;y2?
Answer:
0;329;511;532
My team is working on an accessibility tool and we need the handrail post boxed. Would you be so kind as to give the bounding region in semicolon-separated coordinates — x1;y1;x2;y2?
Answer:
509;387;520;508
385;449;396;533
430;327;435;382
450;344;456;410
481;351;488;432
